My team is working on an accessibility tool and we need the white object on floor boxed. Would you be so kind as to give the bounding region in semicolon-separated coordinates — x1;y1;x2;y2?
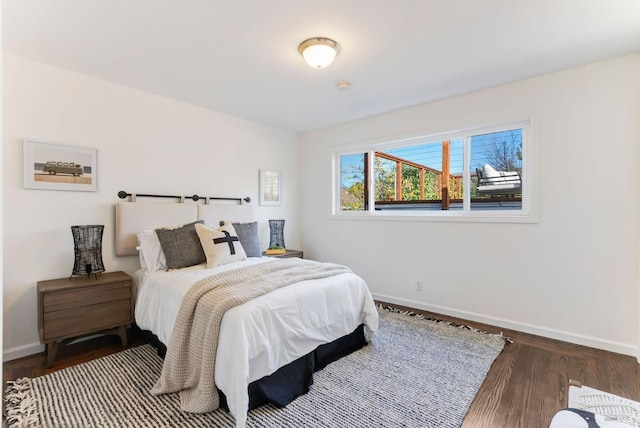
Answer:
550;409;634;427
549;382;639;428
569;384;639;427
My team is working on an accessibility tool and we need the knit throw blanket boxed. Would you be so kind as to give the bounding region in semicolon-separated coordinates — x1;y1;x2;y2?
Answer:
150;258;352;413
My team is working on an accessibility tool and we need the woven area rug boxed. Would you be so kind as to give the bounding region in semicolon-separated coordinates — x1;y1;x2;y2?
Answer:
568;383;640;427
5;307;507;428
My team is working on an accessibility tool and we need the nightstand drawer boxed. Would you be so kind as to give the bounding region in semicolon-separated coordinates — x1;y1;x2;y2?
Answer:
43;299;132;340
43;281;131;312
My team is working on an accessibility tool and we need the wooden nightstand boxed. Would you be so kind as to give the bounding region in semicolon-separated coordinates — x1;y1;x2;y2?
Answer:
262;249;304;259
37;271;133;367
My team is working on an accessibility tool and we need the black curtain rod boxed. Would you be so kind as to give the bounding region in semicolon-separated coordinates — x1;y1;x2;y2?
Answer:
117;191;250;204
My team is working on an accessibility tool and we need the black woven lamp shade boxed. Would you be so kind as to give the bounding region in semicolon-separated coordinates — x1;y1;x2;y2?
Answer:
268;219;285;249
71;225;105;277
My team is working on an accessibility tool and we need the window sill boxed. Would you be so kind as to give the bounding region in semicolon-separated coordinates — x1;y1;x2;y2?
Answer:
330;210;538;224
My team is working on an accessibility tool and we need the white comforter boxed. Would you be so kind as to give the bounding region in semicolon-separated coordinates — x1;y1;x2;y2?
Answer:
134;257;378;428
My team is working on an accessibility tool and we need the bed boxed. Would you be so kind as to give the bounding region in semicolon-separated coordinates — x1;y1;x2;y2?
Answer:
115;197;378;428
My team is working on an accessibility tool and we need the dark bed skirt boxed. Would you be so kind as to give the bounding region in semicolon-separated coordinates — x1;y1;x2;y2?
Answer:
145;324;367;411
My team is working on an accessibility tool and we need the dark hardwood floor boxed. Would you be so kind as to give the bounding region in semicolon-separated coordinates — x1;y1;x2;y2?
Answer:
4;307;639;428
383;303;640;428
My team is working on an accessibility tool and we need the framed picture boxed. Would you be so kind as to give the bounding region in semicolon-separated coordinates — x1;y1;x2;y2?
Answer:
259;170;281;206
23;140;98;192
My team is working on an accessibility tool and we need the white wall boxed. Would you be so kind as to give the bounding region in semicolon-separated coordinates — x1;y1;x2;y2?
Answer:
3;54;299;360
299;54;640;356
5;53;639;361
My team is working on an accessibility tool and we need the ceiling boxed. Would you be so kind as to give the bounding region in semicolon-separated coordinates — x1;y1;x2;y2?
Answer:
4;1;640;133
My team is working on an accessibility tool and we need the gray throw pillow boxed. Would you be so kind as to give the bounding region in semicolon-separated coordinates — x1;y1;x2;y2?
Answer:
155;220;206;269
232;221;261;257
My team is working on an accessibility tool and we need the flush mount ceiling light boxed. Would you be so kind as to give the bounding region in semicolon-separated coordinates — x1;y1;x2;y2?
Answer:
298;37;340;69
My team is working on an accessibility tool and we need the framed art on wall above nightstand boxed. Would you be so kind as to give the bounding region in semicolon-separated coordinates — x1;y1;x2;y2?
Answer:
259;170;281;206
23;139;98;192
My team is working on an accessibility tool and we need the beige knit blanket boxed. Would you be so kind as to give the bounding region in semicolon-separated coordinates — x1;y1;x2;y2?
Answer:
150;258;352;413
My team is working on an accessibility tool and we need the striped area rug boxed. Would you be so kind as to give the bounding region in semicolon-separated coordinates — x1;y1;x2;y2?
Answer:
5;307;507;428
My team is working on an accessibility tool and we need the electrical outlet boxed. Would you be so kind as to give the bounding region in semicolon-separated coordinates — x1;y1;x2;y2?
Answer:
416;280;423;291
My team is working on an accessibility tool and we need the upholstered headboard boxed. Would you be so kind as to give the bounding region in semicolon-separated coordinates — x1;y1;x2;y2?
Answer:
115;202;255;256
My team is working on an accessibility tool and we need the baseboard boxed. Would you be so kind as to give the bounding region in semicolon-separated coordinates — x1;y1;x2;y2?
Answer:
3;333;108;362
373;293;638;357
3;342;44;362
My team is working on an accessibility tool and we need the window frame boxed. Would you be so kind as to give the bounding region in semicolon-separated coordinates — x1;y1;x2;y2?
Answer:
332;119;536;223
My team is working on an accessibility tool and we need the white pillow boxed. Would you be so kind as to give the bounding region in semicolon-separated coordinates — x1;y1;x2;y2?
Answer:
195;222;247;268
136;230;167;274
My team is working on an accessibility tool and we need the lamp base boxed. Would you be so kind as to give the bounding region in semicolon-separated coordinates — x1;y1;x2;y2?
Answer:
69;271;104;280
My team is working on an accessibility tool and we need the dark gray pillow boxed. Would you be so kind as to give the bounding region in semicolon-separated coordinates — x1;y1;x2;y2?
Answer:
232;222;261;257
155;220;205;269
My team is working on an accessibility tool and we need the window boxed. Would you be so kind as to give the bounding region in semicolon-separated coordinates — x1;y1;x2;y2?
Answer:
335;121;532;221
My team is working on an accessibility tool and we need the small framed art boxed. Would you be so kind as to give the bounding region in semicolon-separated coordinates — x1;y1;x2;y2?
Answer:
23;140;98;192
259;170;281;206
